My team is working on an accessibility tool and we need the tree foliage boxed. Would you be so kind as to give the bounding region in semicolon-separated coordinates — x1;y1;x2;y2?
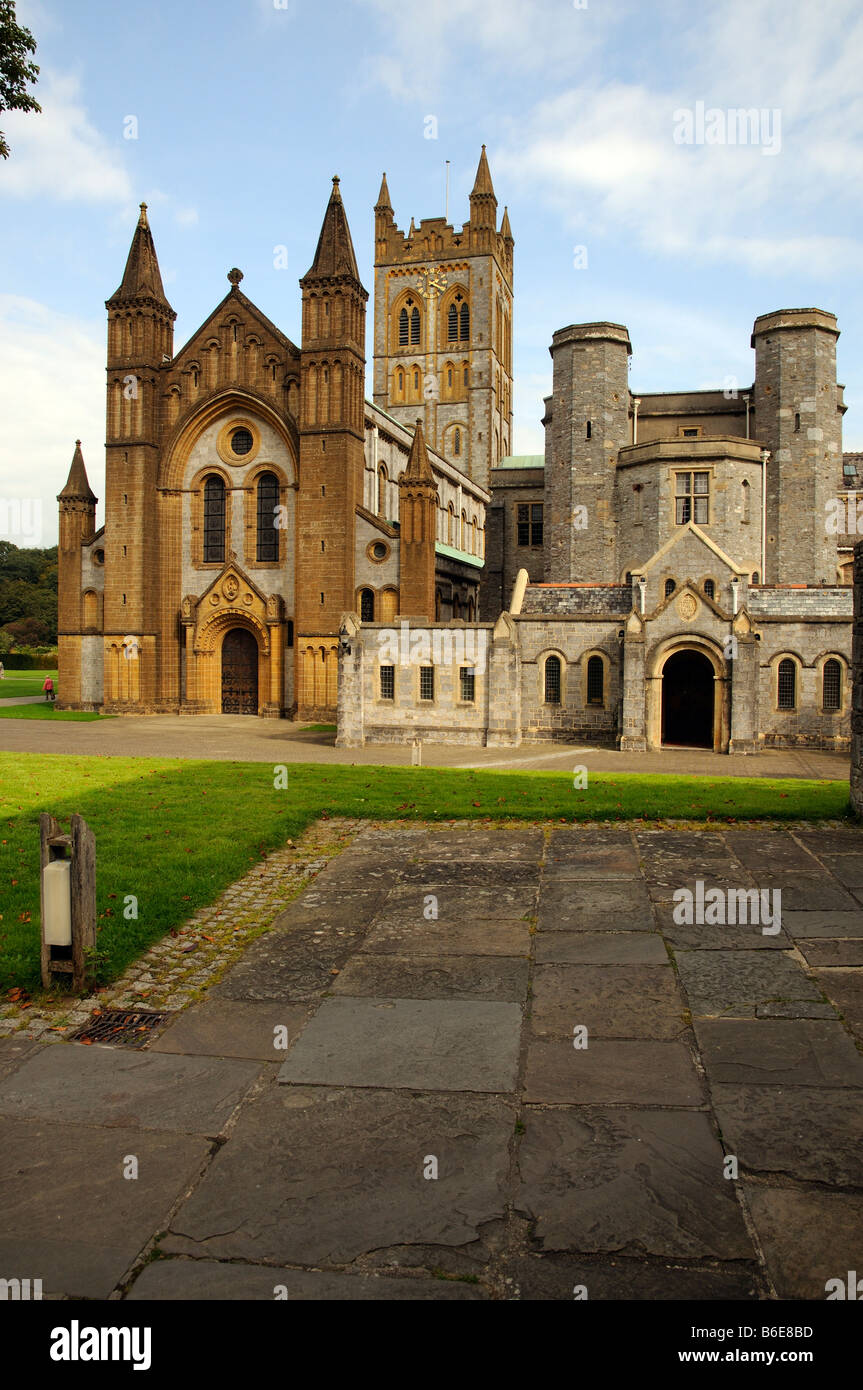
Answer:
0;540;57;645
0;0;40;160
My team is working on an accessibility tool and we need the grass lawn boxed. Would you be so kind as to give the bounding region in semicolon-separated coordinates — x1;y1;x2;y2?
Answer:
0;669;58;700
0;705;105;721
0;751;853;995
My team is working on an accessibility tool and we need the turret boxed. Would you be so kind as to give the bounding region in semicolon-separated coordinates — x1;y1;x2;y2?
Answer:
57;440;98;705
751;308;844;584
374;172;394;261
102;204;175;709
469;144;498;241
398;419;438;620
545;322;632;582
296;177;369;718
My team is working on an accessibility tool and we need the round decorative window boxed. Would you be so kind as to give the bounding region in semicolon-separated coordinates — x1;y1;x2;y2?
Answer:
93;549;105;565
372;542;387;560
231;427;254;457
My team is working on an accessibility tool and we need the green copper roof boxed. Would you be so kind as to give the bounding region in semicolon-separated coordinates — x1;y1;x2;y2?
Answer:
494;455;545;469
435;542;484;569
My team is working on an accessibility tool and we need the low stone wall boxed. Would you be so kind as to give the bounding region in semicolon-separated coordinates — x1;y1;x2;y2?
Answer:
851;542;863;813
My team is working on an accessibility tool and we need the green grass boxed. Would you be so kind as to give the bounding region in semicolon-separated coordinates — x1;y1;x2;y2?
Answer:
0;669;58;700
299;723;337;733
0;705;105;721
0;752;853;995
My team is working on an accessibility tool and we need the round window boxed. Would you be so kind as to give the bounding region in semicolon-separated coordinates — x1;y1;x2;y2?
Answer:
231;427;254;456
372;542;387;560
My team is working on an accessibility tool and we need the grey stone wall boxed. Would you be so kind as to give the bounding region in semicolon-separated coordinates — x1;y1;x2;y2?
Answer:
483;465;545;618
755;621;851;749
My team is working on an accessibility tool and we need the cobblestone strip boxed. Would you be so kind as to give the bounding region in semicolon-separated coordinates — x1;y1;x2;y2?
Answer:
0;818;359;1040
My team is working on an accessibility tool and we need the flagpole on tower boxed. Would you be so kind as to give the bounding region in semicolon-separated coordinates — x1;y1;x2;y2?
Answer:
445;160;450;222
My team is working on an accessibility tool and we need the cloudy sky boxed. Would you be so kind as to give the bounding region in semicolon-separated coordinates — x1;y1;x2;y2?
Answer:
2;0;861;543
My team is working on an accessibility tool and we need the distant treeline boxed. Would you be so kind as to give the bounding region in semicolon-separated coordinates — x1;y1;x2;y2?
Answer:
0;541;58;649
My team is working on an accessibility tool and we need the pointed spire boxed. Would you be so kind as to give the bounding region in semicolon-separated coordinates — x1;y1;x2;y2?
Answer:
403;419;435;484
501;205;513;242
59;440;97;503
471;145;496;199
375;172;392;213
304;176;361;281
108;203;173;308
408;216;416;239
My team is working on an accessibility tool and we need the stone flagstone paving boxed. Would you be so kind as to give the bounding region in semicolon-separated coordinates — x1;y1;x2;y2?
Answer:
1;820;862;1300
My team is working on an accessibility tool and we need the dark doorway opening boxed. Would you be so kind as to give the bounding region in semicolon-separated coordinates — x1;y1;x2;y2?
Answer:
221;628;259;714
661;649;714;748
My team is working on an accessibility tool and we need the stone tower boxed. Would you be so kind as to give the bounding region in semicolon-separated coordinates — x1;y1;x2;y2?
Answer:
296;177;369;719
545;322;632;582
751;308;844;585
398;419;439;620
57;441;97;706
103;204;176;710
372;148;513;492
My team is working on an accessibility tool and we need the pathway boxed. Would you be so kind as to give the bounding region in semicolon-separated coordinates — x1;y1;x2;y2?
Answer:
0;710;849;779
1;822;861;1299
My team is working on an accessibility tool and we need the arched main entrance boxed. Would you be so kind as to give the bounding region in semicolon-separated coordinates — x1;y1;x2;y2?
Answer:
661;649;714;748
221;628;259;714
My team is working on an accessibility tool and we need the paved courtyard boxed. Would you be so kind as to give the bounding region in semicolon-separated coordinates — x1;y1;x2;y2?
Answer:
1;822;862;1300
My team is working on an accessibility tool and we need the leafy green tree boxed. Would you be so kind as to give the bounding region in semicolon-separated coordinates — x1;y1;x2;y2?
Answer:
0;542;58;642
0;0;40;160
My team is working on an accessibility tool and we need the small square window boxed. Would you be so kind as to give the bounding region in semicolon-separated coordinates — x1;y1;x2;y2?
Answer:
419;666;434;701
380;665;394;700
460;667;475;702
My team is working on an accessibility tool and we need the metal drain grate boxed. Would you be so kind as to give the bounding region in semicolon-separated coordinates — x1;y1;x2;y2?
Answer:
70;1008;171;1049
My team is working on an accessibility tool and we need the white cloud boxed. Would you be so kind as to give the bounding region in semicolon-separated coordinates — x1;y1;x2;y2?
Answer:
361;0;863;272
0;296;104;546
2;70;132;203
360;0;621;101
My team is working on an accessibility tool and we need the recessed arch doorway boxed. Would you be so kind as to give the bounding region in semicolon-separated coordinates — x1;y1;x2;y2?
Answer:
221;627;259;714
661;648;715;748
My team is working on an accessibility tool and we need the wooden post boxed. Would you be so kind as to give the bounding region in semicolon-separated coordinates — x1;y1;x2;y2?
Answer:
39;812;97;993
70;814;97;992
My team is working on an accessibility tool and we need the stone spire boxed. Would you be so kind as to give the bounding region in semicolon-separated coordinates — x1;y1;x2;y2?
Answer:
58;439;97;503
107;203;173;310
469;145;498;233
500;205;513;242
375;172;393;214
471;144;496;198
304;176;361;282
403;418;435;483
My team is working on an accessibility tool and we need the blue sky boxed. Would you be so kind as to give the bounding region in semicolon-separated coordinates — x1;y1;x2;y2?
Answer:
2;0;862;543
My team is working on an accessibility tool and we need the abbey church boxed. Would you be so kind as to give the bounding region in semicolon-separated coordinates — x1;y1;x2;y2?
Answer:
58;149;857;751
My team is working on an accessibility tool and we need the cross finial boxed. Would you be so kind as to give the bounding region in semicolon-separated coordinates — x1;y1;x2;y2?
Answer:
227;268;244;288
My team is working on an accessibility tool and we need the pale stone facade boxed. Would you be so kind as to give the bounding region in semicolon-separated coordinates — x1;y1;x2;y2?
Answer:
339;303;856;753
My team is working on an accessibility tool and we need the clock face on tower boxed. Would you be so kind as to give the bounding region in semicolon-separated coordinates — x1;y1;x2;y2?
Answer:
417;267;448;302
